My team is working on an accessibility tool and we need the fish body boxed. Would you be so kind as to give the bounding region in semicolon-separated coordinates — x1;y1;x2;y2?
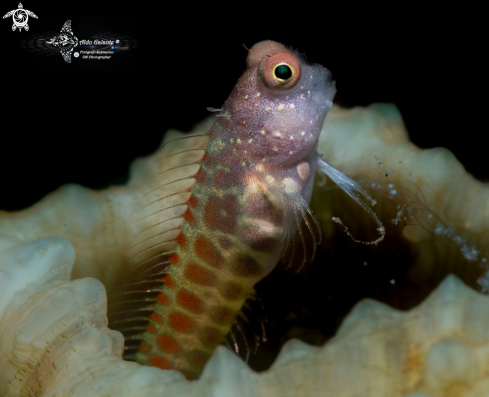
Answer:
110;41;336;379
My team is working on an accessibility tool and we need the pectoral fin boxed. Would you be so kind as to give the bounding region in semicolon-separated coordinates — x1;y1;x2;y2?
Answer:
316;158;385;245
282;194;322;272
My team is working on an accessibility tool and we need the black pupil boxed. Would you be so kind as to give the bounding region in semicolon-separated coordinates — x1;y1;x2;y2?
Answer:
274;64;292;81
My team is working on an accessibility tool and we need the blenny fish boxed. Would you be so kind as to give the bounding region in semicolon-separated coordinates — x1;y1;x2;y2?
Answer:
109;40;383;379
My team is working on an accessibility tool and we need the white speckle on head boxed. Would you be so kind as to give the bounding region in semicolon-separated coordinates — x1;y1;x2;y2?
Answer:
301;131;305;136
261;130;266;135
290;135;294;140
272;146;278;152
296;162;310;180
237;138;241;144
248;139;253;144
265;106;271;111
282;177;299;194
244;95;248;99
255;163;265;172
265;175;276;184
277;104;285;111
289;151;293;155
256;92;260;97
289;103;295;109
274;131;281;137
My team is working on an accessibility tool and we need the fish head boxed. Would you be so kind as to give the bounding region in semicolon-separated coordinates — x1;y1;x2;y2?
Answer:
222;40;336;167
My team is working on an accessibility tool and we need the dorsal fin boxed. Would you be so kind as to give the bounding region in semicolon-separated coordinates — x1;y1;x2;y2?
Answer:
128;132;209;274
108;132;210;358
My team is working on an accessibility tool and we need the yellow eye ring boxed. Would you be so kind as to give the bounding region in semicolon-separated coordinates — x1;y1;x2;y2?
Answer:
273;63;294;82
260;51;301;90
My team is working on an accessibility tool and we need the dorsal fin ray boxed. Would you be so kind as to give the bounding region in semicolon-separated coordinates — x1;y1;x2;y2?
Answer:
109;132;210;357
128;132;209;274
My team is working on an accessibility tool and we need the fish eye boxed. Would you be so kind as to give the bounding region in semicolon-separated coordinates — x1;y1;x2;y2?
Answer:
259;51;301;90
274;63;293;82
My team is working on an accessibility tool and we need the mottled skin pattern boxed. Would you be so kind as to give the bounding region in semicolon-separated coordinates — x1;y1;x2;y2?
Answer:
112;41;336;379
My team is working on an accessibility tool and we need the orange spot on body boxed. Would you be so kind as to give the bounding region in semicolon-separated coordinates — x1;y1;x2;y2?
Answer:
201;154;210;165
194;168;208;184
170;312;193;332
158;292;169;304
148;324;155;332
149;357;171;370
185;263;217;286
213;169;235;187
176;233;188;250
230;254;263;277
140;342;148;351
168;253;180;264
158;335;180;354
219;281;244;301
162;275;174;288
246;191;283;224
151;312;162;322
183;209;196;225
204;195;238;233
194;235;224;269
210;306;235;325
177;290;203;313
187;196;199;209
199;326;223;347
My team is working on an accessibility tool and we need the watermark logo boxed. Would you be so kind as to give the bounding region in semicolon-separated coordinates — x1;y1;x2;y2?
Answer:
2;3;37;32
46;20;78;63
20;25;138;64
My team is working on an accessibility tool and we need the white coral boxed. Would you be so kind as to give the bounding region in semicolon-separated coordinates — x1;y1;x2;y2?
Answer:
2;235;489;396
